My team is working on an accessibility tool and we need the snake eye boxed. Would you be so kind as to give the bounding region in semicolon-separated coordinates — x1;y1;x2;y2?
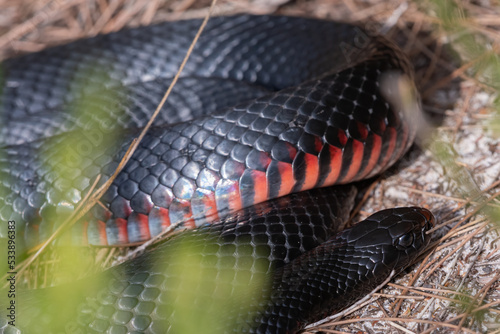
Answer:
395;233;414;248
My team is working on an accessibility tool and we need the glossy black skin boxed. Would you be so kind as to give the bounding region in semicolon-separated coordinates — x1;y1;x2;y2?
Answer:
253;207;435;333
0;15;414;250
0;186;357;333
0;192;434;334
0;15;429;334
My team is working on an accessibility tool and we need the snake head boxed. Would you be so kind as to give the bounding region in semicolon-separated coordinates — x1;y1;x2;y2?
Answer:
258;207;435;332
344;207;435;277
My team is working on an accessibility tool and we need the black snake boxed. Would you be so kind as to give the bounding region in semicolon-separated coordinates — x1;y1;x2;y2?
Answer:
0;15;434;333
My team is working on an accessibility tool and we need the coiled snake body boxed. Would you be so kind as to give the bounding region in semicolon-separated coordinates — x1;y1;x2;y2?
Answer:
0;15;434;333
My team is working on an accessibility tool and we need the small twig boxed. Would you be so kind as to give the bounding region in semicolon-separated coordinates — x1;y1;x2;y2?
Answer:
373;293;425;300
387;321;416;334
457;229;487;290
8;0;220;283
1;174;101;288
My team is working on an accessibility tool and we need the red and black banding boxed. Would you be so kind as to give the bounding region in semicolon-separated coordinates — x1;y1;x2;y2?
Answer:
73;217;101;245
169;198;195;228
267;160;294;198
379;109;404;170
85;219;109;245
292;133;322;192
337;120;369;183
335;140;356;183
240;149;271;207
127;212;151;243
191;188;219;224
94;52;411;247
215;158;245;213
318;144;343;187
215;179;242;215
98;217;128;245
191;168;220;224
148;206;171;234
318;126;347;187
358;132;383;179
358;117;386;179
268;141;298;198
240;169;268;208
346;140;364;182
351;121;381;180
112;218;129;245
110;190;154;243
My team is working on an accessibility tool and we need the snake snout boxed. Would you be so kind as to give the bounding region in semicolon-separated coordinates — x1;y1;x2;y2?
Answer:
393;207;435;249
417;207;436;231
417;207;435;249
402;207;435;245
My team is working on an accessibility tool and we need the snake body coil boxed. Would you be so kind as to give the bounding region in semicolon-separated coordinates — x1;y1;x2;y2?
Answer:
0;15;433;333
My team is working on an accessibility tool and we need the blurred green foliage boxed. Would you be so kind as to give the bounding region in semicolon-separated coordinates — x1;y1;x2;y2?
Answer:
157;233;269;333
423;1;500;330
451;287;487;326
424;0;500;136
